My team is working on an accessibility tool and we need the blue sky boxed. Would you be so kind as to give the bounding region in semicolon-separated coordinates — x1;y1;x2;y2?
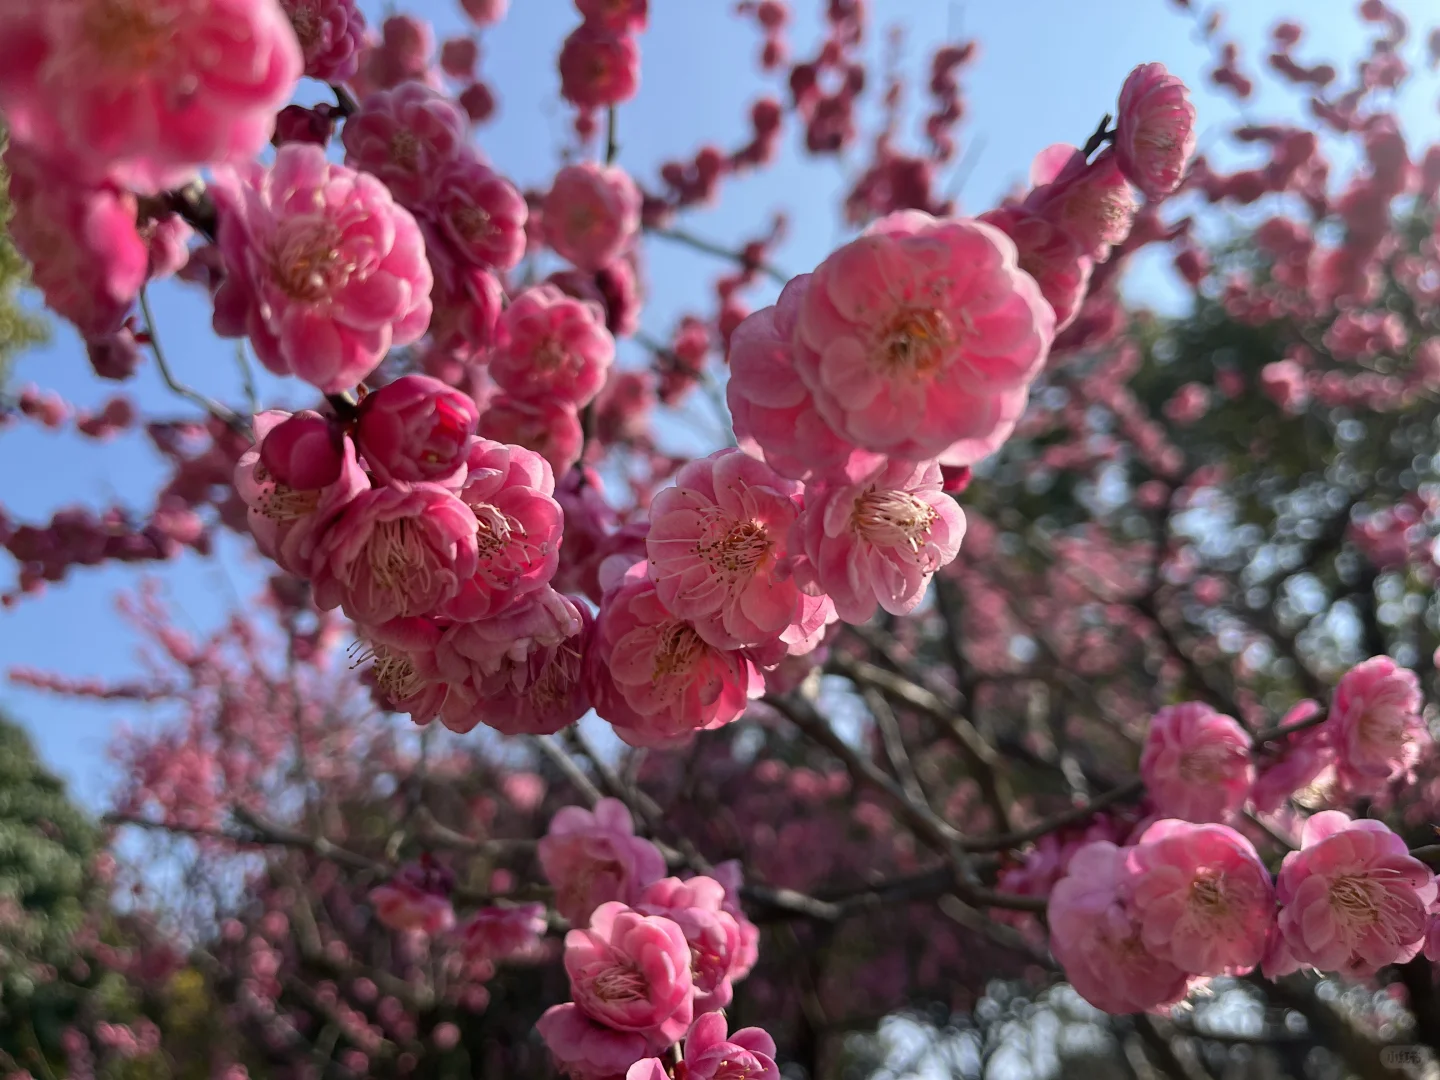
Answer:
3;0;1439;804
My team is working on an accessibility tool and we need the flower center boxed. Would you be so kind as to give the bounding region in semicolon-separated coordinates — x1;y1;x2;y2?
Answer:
366;518;434;593
285;2;322;50
592;961;648;1004
876;307;954;378
350;641;424;702
454;205;496;245
527;643;580;709
390;130;422;172
252;465;321;521
695;519;772;581
1359;706;1406;749
271;217;349;302
852;489;938;552
1178;742;1240;783
653;621;704;681
1187;870;1230;922
83;0;176;71
468;503;546;586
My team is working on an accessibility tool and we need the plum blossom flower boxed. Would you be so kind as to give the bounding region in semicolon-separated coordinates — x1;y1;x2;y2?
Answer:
636;877;746;1012
460;903;546;965
791;457;965;625
341;81;468;208
726;275;883;484
280;0;366;83
439;438;564;621
1250;699;1334;813
450;604;592;736
1330;656;1428;794
647;449;803;649
3;145;147;338
312;483;479;624
461;0;508;27
792;211;1054;462
538;798;667;926
235;411;370;579
543;163;643;272
489;286;616;407
1124;819;1274;976
260;410;345;491
564;901;695;1045
1024;146;1137;259
577;0;650;34
1047;840;1189;1015
1140;702;1253;823
1274;811;1435;976
709;860;759;980
0;0;302;192
352;615;450;725
369;862;455;935
1115;63;1197;198
628;1012;778;1080
537;1003;651;1080
559;24;641;108
589;564;758;747
429;153;529;272
480;395;585;477
976;205;1093;332
355;375;478;487
211;144;433;393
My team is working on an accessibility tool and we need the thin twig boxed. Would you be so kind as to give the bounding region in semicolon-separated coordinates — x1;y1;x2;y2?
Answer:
645;224;789;285
605;106;620;165
139;286;247;433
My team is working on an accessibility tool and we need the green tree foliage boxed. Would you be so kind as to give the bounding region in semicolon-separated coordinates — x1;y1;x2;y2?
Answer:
0;133;50;385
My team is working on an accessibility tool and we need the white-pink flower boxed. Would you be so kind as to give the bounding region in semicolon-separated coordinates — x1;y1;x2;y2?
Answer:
1139;702;1253;823
1330;656;1428;795
1114;63;1197;199
792;211;1054;462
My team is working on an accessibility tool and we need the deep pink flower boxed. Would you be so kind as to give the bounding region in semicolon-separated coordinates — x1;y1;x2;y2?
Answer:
1274;811;1436;976
370;864;455;935
490;286;616;407
976;205;1093;332
460;903;546;965
673;1012;779;1080
1139;702;1253;823
577;0;649;34
341;81;468;208
589;564;757;747
235;410;371;579
1115;63;1197;199
4;145;147;338
355;375;478;487
353;15;437;96
480;395;585;477
564;901;695;1045
537;1003;651;1080
1047;840;1189;1015
1260;359;1309;412
430;152;529;272
709;860;759;980
1330;656;1428;794
726;275;883;484
559;23;640;109
312;483;479;624
543;163;643;272
354;615;450;725
1024;146;1137;259
211;144;433;393
281;0;366;83
141;214;194;282
792;457;965;625
430;263;504;354
260;410;345;491
1124;819;1274;976
0;0;302;192
1250;699;1334;813
439;438;564;621
793;211;1054;462
538;798;667;927
637;878;745;1012
647;449;802;649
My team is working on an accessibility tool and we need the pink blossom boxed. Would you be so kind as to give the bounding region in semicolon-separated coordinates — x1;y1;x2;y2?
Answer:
312;483;479;624
280;0;366;83
1250;700;1334;813
429;153;529;272
1274;811;1436;976
211;144;433;393
235;410;370;579
1114;63;1197;198
670;1012;779;1080
976;205;1094;332
588;564;757;747
637;877;746;1012
1124;819;1274;976
537;1003;651;1080
460;903;546;964
4;145;146;338
647;449;802;649
1024;146;1137;259
341;81;468;208
355;375;478;487
559;24;640;109
1163;382;1211;425
726;275;883;484
1047;840;1189;1015
480;395;585;477
142;214;194;282
0;0;302;192
370;864;455;935
538;798;667;926
544;163;643;272
354;15;437;95
1140;702;1253;823
792;457;965;625
792;211;1054;462
490;286;616;407
709;860;759;980
431;263;504;354
354;616;450;725
1260;360;1308;412
1331;656;1428;794
564;901;695;1045
577;0;649;34
259;410;344;491
439;438;564;621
